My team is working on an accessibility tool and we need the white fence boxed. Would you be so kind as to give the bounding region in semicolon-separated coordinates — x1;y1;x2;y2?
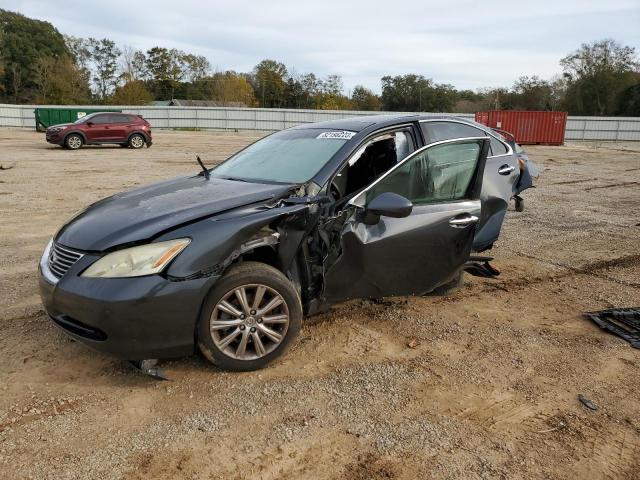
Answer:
1;103;639;141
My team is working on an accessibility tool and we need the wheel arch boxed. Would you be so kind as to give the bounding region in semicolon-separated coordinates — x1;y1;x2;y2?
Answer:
128;130;149;143
64;130;87;144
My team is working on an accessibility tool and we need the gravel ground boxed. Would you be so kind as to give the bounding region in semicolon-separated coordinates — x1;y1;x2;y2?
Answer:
0;130;639;479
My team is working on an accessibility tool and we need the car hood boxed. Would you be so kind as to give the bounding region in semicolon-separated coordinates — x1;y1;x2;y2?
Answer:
56;175;295;251
48;123;74;130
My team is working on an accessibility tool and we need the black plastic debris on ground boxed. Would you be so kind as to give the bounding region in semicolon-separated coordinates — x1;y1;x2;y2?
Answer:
583;308;640;348
578;394;598;411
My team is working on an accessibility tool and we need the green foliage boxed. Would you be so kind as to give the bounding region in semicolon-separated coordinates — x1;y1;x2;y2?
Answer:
33;56;91;104
561;39;639;115
617;81;640;116
351;85;381;111
381;74;457;112
0;9;70;102
251;60;288;107
88;38;121;99
110;80;153;105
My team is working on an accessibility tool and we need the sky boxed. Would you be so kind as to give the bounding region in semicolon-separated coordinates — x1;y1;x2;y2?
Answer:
2;0;640;93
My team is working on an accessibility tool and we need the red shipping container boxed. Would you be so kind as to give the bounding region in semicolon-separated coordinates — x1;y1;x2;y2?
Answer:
474;110;567;145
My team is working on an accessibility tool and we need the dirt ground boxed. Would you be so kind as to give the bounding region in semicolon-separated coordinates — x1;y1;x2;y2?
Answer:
0;129;639;480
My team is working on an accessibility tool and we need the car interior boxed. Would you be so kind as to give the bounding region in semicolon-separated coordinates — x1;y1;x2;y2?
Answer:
329;130;415;205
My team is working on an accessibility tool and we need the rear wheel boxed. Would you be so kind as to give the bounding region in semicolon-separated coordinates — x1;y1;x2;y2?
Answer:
65;134;83;150
128;133;145;149
198;262;302;371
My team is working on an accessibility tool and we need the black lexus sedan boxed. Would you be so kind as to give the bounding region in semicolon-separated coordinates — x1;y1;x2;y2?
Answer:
39;115;538;371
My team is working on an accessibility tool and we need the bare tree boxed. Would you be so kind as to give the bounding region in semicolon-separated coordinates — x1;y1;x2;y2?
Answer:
120;45;147;82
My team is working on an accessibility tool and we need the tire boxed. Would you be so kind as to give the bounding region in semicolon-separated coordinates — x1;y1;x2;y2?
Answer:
197;261;302;371
425;271;464;296
65;133;83;150
128;133;145;149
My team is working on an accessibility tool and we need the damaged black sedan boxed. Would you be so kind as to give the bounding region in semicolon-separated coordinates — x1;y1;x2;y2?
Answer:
39;115;538;371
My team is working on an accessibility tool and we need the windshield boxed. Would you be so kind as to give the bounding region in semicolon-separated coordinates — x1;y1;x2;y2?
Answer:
212;128;354;183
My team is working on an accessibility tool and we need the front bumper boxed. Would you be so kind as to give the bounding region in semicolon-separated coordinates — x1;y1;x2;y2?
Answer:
45;131;64;145
39;243;218;360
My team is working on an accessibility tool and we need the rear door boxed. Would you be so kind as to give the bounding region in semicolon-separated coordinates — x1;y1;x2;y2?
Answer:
105;114;129;141
420;120;518;251
323;137;490;302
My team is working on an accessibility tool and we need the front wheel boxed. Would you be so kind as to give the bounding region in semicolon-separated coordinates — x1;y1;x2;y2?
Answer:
128;133;145;149
198;262;302;371
65;134;83;150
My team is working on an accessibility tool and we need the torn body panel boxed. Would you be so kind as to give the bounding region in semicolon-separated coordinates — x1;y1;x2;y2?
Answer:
322;200;482;302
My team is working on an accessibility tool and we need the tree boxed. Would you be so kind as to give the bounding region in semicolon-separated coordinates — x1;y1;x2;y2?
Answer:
617;81;640;116
183;54;210;82
64;35;91;72
511;76;554;110
252;59;288;107
145;47;189;98
120;46;147;82
111;80;153;105
381;74;456;112
33;56;90;104
284;72;320;108
312;74;351;109
0;9;69;102
88;38;121;99
560;39;639;115
64;35;91;99
205;71;256;105
351;85;381;111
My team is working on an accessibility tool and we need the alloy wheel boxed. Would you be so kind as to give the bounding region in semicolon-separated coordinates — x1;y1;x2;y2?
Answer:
67;135;82;149
130;135;144;148
210;284;290;360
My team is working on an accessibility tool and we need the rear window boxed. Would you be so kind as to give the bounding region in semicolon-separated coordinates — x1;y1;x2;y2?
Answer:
91;114;111;124
421;121;486;143
489;136;508;156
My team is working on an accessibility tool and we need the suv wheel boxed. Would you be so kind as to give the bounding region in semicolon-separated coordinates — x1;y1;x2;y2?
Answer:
128;134;145;149
198;262;302;371
65;134;83;150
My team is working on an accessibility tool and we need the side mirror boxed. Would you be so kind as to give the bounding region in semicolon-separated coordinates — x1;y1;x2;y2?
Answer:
86;121;93;127
362;192;413;225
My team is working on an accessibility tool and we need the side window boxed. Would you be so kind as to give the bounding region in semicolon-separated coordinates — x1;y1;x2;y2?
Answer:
489;136;508;156
108;114;128;123
334;129;416;198
91;114;110;124
421;121;485;143
365;140;482;205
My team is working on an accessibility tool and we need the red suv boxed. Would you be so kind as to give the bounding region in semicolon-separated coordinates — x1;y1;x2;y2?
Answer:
46;112;152;150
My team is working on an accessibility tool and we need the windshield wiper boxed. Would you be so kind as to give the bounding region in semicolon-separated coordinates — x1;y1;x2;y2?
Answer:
196;155;210;179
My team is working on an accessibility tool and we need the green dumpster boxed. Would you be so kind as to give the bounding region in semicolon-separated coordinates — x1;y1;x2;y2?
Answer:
34;107;122;132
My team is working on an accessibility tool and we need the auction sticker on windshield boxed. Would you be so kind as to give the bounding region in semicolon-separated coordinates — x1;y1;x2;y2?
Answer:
316;131;356;140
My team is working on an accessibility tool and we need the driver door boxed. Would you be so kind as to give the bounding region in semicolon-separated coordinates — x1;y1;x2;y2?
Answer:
323;137;490;302
84;114;111;142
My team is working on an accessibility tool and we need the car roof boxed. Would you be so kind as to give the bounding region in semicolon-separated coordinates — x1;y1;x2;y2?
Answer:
290;114;489;133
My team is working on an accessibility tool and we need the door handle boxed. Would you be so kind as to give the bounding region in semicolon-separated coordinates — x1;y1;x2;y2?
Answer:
449;214;479;228
498;164;516;175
